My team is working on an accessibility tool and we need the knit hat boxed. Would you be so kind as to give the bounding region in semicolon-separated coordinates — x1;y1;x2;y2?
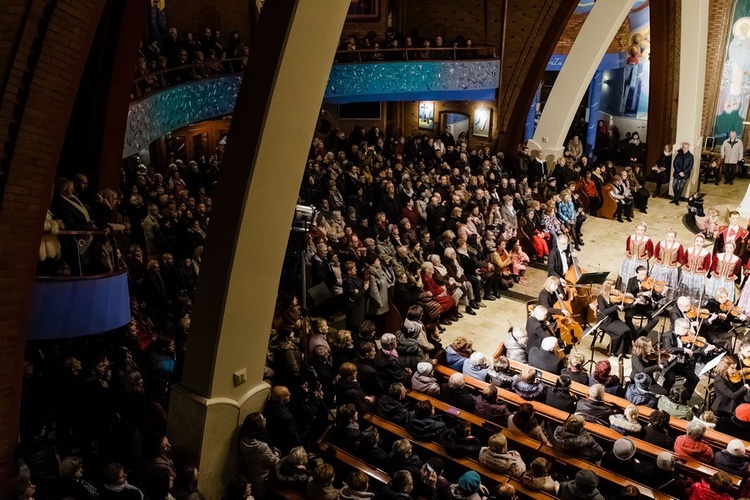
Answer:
633;372;651;390
541;337;558;352
574;469;598;493
612;438;637;461
736;403;750;423
727;439;746;457
417;362;433;376
656;451;675;471
458;471;481;493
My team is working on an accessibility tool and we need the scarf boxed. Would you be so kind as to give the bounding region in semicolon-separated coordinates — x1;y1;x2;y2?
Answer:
382;348;399;358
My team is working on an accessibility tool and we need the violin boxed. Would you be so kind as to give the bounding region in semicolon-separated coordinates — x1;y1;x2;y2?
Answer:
640;276;667;294
610;290;636;304
685;305;711;319
720;299;745;318
728;367;750;384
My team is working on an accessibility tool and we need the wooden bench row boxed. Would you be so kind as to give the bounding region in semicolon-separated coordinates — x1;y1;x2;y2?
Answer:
504;358;750;451
406;390;674;500
433;364;742;491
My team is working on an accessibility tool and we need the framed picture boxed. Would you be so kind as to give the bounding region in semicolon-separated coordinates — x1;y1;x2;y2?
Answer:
419;101;435;130
346;0;381;21
473;106;492;138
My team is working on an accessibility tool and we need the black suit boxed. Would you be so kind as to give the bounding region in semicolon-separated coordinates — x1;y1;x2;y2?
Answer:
650;329;700;394
547;246;573;278
624;276;659;336
597;294;631;355
526;316;554;351
528;159;548;184
528;347;564;374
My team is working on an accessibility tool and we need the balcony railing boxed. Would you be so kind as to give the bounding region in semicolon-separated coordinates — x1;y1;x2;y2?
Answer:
333;45;498;63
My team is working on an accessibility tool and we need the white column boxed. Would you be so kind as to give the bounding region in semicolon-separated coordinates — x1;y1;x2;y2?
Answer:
669;0;709;198
529;0;636;163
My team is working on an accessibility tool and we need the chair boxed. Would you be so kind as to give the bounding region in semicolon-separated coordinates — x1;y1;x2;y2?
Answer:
597;184;617;220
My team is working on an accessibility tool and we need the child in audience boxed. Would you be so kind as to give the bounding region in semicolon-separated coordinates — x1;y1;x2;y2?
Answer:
509;241;530;284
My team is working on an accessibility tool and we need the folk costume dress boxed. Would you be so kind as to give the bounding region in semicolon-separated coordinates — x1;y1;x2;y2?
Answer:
650;239;684;300
706;251;742;301
678;244;712;303
618;233;654;290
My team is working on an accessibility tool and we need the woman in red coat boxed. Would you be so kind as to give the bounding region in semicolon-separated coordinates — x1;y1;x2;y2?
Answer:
687;470;734;500
421;261;457;323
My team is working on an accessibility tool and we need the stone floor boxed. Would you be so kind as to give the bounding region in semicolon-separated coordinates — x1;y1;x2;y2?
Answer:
437;177;750;403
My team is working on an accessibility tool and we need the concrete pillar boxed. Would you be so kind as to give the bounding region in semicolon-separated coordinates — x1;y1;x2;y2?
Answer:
669;0;709;199
586;70;604;157
524;85;540;142
167;1;350;497
528;0;636;162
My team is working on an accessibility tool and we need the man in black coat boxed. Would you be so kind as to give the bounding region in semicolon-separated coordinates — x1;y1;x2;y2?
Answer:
438;373;475;412
547;234;574;278
528;337;564;375
528;151;548;185
376;382;410;427
525;305;555;351
263;386;303;455
426;196;448;239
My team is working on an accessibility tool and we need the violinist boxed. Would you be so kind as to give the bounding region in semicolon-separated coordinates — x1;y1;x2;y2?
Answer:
705;240;742;302
702;288;746;351
711;355;750;419
656;317;713;394
629;337;668;395
597;279;633;357
738;341;750;369
669;296;696;329
677;233;712;303
650;228;683;301
624;266;662;338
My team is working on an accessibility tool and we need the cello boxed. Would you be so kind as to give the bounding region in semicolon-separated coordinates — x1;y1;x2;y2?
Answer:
553;285;584;347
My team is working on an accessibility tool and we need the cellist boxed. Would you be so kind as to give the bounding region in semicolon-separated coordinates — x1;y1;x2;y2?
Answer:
538;276;569;317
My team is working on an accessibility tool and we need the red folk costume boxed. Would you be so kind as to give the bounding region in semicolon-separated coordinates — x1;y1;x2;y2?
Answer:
653;240;684;268
681;246;712;274
710;253;742;280
625;234;654;259
713;224;748;256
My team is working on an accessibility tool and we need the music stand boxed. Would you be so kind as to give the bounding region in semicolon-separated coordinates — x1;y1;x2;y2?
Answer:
581;318;608;373
575;272;610;286
699;352;726;414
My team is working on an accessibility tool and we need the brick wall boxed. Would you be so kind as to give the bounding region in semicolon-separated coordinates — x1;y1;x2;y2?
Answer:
0;1;105;492
401;100;497;148
701;0;734;139
166;1;252;47
0;0;31;87
555;13;632;54
402;0;493;44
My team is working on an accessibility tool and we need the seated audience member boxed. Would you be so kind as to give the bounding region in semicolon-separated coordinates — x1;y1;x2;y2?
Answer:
643;451;687;498
601;438;643;480
339;471;372;500
658;386;693;420
545;374;577;413
478;433;527;477
354;341;385;396
100;463;145;500
376;333;411;386
306;462;339;500
503;327;528;363
386;439;422;476
355;427;387;469
472;384;510;424
174;465;205;500
445;337;474;371
492;483;517;500
376;382;409;427
511;367;546;401
462;351;490;381
609;404;644;438
440;421;482;458
520;457;559;495
694;410;718;431
334;404;361;443
560;353;589;384
486;356;514;388
558;469;605;500
590;360;623;396
528;336;564;374
448;470;490;500
675;420;714;463
408;400;447;441
716;402;750;441
713;438;749;476
439;373;475;412
381;469;414;499
551;414;604;462
335;362;374;414
224;476;252;500
508;403;550;445
687;471;735;500
239;412;280;498
55;456;98;500
411;361;440;396
576;383;614;424
272;445;309;491
263;386;303;455
625;372;659;409
643;410;675;450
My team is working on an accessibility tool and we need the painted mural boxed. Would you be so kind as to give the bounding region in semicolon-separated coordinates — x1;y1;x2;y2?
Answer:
714;0;750;141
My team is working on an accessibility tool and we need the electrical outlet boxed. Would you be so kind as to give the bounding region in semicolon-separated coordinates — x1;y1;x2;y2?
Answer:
233;369;247;387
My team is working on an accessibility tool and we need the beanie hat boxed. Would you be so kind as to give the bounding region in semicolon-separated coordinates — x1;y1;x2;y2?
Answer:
656;451;675;471
541;337;558;352
417;362;433;376
633;372;651;390
727;439;746;457
574;469;598;493
613;438;637;461
458;471;481;493
736;403;750;423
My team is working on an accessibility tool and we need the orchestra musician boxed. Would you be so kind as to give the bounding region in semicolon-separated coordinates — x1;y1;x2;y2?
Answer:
669;296;694;327
677;233;712;304
735;258;750;316
597;279;633;357
538;276;569;317
623;265;662;339
711;355;750;420
649;317;714;395
526;305;556;351
706;240;742;302
712;210;748;258
629;337;668;395
702;287;746;351
547;233;575;279
618;221;654;290
650;228;683;301
738;341;750;368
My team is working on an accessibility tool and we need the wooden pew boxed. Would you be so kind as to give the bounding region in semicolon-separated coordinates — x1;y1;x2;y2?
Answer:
363;412;556;500
317;426;391;486
598;183;617;219
505;358;749;452
406;390;672;500
432;364;742;491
